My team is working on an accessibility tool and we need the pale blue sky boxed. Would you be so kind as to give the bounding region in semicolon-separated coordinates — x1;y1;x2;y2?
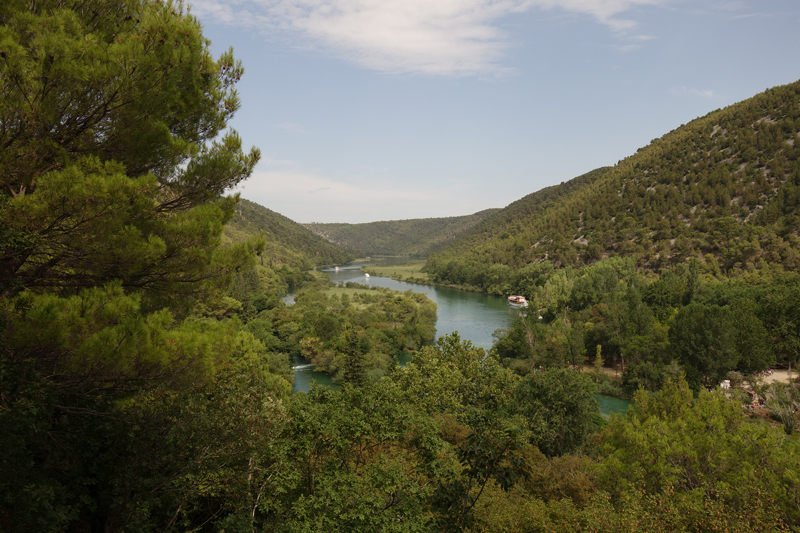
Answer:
191;0;800;223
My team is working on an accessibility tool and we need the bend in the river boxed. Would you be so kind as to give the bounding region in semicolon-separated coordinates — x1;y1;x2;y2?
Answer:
290;259;519;390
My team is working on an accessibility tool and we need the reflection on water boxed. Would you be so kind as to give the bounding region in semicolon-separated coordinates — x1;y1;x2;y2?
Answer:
287;262;631;417
293;355;339;392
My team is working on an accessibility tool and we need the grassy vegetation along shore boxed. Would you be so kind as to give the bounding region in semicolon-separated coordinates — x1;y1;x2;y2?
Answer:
361;260;431;285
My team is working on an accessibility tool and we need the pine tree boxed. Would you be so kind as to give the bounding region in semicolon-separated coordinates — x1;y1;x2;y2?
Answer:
0;3;270;528
594;344;605;373
0;0;261;301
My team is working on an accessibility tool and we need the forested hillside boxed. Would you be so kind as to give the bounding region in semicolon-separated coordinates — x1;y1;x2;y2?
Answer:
3;2;800;531
225;198;354;269
430;168;611;262
303;209;499;256
426;80;800;290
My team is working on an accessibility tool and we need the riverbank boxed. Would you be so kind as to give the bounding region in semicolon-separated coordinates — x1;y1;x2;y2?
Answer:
360;260;430;284
291;269;520;393
360;260;489;293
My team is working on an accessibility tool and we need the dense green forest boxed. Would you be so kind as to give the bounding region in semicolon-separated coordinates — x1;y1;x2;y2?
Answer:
426;81;800;290
303;209;499;257
225;198;354;269
2;1;800;531
489;256;800;394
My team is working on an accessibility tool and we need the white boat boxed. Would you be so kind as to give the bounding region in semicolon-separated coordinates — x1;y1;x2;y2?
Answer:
508;295;528;306
365;273;370;278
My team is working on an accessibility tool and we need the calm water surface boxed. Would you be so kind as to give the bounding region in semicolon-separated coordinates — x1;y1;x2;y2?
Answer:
291;260;521;392
323;263;522;348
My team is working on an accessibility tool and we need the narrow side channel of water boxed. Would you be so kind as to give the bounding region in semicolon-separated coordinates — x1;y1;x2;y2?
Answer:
594;394;632;418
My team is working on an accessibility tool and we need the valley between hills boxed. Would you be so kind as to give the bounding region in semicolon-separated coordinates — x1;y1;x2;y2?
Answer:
3;8;799;527
210;78;800;530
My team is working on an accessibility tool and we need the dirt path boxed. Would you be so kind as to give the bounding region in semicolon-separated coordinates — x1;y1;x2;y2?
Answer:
582;366;796;385
746;369;796;385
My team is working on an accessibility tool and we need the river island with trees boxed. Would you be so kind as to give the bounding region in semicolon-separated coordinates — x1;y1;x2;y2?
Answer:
2;1;800;531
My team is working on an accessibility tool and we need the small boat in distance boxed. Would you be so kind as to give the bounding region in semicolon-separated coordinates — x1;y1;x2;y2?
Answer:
508;295;528;306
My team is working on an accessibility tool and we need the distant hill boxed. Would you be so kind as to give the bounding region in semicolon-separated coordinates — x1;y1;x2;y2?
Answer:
224;198;354;269
426;80;800;292
303;209;501;257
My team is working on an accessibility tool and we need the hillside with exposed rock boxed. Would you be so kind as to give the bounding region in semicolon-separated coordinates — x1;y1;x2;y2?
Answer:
425;80;800;292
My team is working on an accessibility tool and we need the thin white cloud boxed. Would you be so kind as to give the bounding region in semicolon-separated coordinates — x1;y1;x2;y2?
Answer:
190;0;665;75
535;0;661;33
238;168;420;203
686;1;778;21
729;12;769;20
711;1;750;13
613;43;642;52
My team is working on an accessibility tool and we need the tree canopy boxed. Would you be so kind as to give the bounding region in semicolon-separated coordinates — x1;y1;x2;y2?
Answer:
4;3;800;531
0;0;260;299
0;2;274;528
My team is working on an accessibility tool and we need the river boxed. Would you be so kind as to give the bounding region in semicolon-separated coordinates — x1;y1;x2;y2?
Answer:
289;260;631;417
291;261;519;390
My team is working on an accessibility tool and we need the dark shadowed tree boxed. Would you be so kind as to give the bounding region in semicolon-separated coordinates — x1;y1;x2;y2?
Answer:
513;368;601;457
0;1;265;529
668;302;738;392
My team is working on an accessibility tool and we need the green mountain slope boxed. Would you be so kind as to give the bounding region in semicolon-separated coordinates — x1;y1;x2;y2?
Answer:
432;167;611;260
224;198;354;269
303;209;500;257
426;80;800;292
